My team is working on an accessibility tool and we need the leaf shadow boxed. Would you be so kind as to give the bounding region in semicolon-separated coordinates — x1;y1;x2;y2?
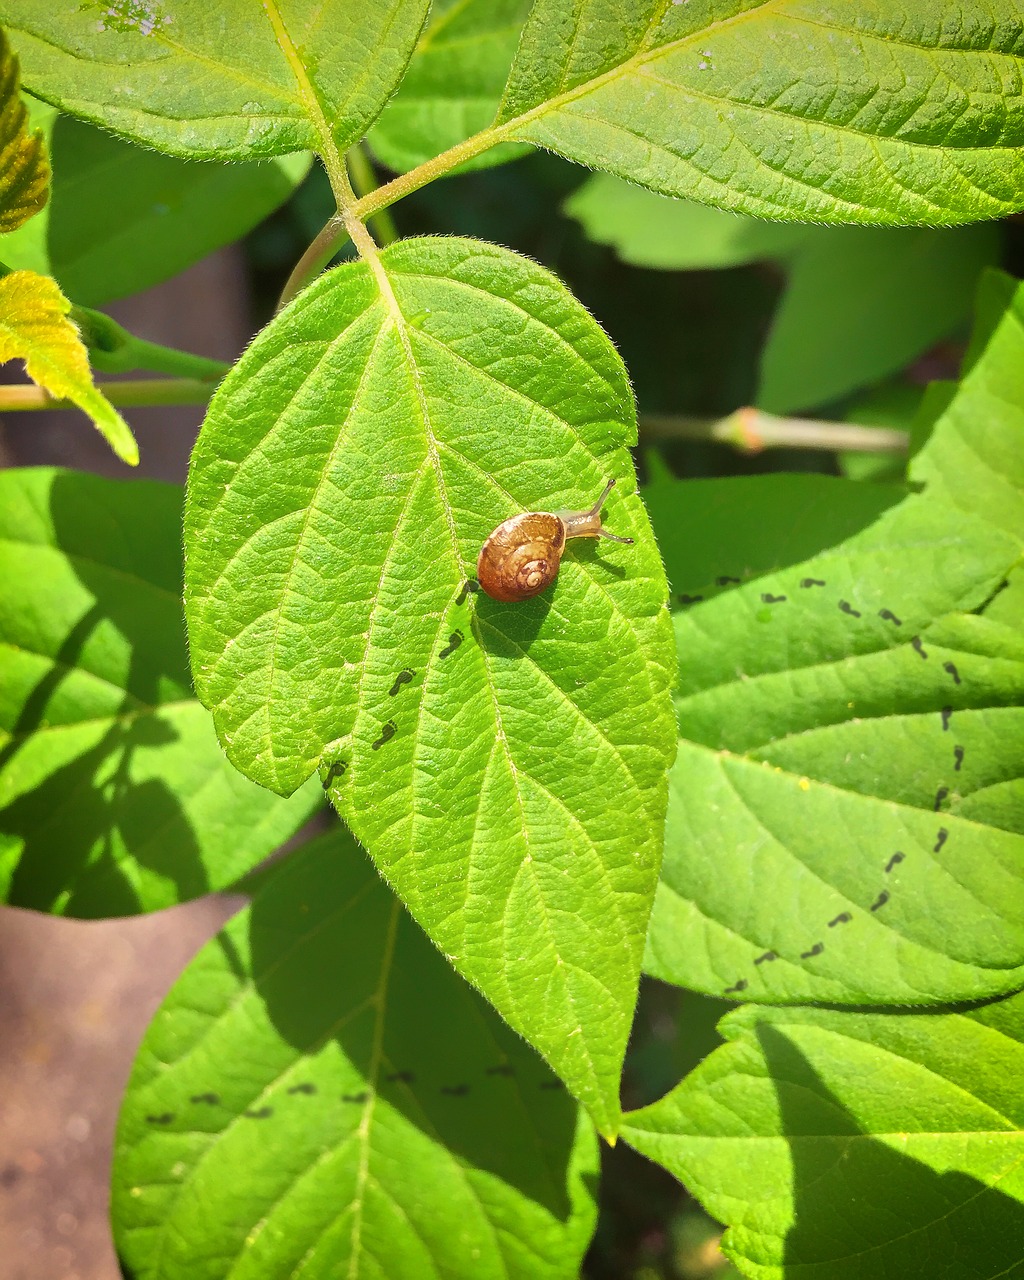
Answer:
759;1022;1024;1277
0;472;208;917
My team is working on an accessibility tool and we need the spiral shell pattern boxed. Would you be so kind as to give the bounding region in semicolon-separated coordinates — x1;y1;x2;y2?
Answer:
476;512;565;602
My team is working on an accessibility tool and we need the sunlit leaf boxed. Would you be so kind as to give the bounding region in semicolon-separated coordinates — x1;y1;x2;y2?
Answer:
184;236;677;1135
497;1;1024;225
645;480;1024;1005
911;268;1024;543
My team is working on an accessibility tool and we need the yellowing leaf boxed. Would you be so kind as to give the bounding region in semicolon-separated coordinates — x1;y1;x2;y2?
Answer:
0;270;138;464
0;28;48;231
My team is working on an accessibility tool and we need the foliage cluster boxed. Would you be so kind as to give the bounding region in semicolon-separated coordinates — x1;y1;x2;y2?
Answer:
1;3;1023;1277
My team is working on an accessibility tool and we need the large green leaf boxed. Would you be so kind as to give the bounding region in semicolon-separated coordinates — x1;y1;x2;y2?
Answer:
184;236;677;1135
0;468;321;918
369;0;532;175
496;1;1024;225
622;996;1024;1280
644;484;1024;1005
113;829;599;1280
5;1;430;160
646;270;1024;1006
0;103;309;306
758;223;1001;414
565;174;810;270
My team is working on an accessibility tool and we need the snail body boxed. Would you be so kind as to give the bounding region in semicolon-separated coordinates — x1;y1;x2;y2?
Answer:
476;479;633;603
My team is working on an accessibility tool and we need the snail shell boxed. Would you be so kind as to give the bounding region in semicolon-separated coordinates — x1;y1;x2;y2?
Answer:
476;479;633;603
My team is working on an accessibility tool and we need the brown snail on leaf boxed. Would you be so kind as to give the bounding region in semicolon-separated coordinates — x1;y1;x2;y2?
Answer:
476;478;634;603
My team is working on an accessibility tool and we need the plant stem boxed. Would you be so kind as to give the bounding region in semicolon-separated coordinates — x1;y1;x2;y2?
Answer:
0;378;217;411
279;126;503;308
640;408;909;454
350;125;502;224
73;306;229;379
277;208;349;312
346;145;399;246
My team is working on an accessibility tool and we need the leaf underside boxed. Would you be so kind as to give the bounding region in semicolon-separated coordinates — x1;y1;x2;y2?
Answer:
5;0;431;159
498;0;1024;225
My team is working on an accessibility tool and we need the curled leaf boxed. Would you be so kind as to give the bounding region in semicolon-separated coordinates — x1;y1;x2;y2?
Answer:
0;269;138;464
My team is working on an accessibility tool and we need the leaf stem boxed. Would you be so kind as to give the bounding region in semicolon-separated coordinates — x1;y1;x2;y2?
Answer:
0;377;217;411
640;408;909;454
346;145;399;246
277;208;349;312
349;125;503;223
72;306;229;380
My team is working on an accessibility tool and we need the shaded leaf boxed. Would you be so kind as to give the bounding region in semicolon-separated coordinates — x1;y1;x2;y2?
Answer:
565;174;809;270
0;468;322;918
6;1;430;160
758;224;1001;414
113;829;599;1280
369;0;532;175
0;103;310;305
0;29;48;230
496;1;1024;225
184;236;677;1135
0;269;137;463
622;996;1024;1280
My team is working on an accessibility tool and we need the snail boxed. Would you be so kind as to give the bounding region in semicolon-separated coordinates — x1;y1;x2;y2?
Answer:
476;478;634;603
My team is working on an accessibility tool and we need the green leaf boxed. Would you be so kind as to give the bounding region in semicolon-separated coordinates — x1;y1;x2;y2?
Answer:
645;479;1024;1005
6;0;430;160
496;1;1024;225
565;174;810;270
0;106;309;306
113;828;599;1280
911;268;1024;543
369;0;533;175
184;236;677;1135
758;224;1001;414
0;29;48;230
0;269;138;464
0;468;322;918
622;996;1024;1280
